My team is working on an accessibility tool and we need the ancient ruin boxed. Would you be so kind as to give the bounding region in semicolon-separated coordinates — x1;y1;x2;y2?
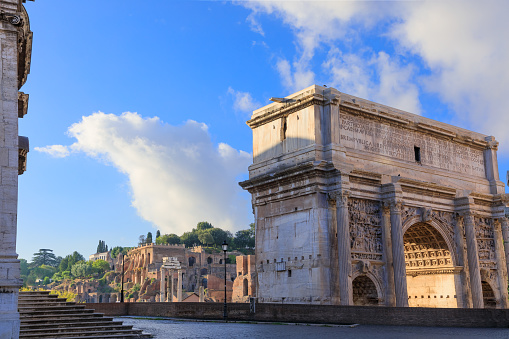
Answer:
0;0;33;337
240;85;509;308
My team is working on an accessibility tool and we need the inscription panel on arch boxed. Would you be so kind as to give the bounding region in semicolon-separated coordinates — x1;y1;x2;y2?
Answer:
339;113;486;178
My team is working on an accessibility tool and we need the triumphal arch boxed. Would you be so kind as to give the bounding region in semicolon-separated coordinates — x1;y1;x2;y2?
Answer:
240;85;509;308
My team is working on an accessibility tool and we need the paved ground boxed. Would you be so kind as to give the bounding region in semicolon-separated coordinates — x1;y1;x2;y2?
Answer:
115;316;509;339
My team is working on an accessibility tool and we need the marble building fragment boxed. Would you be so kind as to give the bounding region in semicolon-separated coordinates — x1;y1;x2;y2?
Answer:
240;85;509;308
0;0;33;338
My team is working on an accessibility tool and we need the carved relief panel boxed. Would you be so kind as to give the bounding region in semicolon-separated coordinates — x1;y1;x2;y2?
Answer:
348;199;382;261
475;217;496;269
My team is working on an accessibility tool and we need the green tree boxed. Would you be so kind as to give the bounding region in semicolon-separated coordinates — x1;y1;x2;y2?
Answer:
198;231;214;246
20;258;29;276
146;232;153;244
156;234;180;245
138;235;146;246
110;246;131;258
31;249;58;267
32;265;56;280
180;232;199;248
234;224;255;249
96;240;108;253
92;259;111;274
156;230;161;239
208;228;229;247
71;261;93;278
43;276;50;285
196;221;213;231
58;251;85;273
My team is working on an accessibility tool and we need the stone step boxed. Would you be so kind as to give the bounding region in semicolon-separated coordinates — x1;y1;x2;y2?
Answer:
20;324;135;336
19;304;87;312
18;302;75;308
19;296;68;302
20;335;152;339
19;329;149;338
21;316;115;325
20;313;106;322
21;320;125;329
20;309;95;317
18;291;152;338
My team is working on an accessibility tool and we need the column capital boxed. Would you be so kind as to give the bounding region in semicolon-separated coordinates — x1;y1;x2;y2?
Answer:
383;199;403;213
328;190;350;207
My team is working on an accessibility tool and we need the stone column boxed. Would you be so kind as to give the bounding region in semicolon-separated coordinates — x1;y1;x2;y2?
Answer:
335;190;352;305
168;270;173;302
389;200;408;307
464;213;484;308
160;267;166;302
199;286;204;302
177;269;182;302
0;3;27;336
381;203;396;306
454;215;472;308
501;217;509;285
494;219;509;308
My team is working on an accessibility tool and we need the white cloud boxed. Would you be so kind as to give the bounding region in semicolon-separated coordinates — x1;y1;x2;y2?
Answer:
241;0;509;152
390;0;509;149
238;1;390;91
324;49;421;114
34;144;71;158
39;111;252;234
227;87;261;113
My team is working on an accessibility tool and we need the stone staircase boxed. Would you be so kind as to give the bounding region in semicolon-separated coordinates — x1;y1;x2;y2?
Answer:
18;291;152;338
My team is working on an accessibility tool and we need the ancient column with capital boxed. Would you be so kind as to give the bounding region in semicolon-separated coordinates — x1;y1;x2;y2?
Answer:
177;269;182;302
453;215;472;308
501;217;509;284
389;200;408;307
160;267;166;302
334;190;352;305
494;219;509;308
464;213;484;308
381;203;396;306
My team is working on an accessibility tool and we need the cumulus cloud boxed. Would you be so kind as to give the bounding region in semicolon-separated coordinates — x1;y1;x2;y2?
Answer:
34;145;71;158
227;87;261;113
36;112;252;234
391;0;509;149
240;0;509;151
324;49;421;114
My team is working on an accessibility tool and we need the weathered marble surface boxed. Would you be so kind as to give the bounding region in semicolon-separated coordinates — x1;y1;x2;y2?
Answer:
0;2;32;337
241;85;508;308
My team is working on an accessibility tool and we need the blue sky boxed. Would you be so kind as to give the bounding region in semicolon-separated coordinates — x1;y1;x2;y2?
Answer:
18;1;509;261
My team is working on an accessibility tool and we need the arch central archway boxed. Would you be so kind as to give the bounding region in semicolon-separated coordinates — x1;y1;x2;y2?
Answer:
404;222;458;308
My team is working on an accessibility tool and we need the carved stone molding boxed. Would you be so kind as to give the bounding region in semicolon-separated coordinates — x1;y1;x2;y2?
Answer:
18;136;29;175
0;11;22;26
328;190;350;207
348;198;383;260
475;217;496;269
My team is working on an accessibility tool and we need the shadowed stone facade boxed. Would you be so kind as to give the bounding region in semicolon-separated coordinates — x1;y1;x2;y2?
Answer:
240;85;509;308
0;1;32;338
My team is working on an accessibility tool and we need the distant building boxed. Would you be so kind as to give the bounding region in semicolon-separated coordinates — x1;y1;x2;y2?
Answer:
119;243;240;302
232;255;256;302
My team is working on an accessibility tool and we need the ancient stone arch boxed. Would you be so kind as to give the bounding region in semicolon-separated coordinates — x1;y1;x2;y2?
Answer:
351;272;383;306
402;212;457;267
404;221;458;308
480;269;500;308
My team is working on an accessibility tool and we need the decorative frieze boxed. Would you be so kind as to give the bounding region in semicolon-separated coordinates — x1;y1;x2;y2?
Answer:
475;217;496;269
348;198;383;261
